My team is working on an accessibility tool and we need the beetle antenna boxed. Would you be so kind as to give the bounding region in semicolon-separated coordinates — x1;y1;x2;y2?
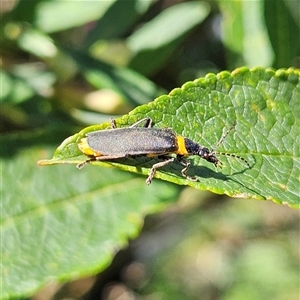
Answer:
212;121;251;169
212;121;236;153
216;152;251;169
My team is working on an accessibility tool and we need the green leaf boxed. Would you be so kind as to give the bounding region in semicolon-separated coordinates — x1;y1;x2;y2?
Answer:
35;1;116;33
1;146;179;299
63;48;165;106
83;0;152;48
17;27;57;58
0;70;34;104
127;1;210;75
40;67;300;207
127;2;210;52
218;0;273;68
263;0;300;67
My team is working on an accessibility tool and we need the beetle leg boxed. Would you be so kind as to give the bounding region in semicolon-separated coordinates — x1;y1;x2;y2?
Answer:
77;158;96;169
77;153;129;169
129;117;153;128
109;118;117;129
109;117;153;129
177;155;198;182
146;157;175;185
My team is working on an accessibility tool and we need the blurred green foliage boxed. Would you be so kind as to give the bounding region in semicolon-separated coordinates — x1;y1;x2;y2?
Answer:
1;0;299;299
1;0;299;133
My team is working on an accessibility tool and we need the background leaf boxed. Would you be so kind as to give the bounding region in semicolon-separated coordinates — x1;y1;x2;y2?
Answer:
264;0;300;68
83;0;152;48
2;146;179;299
127;1;210;75
35;1;115;33
64;48;165;107
41;67;300;207
219;0;274;68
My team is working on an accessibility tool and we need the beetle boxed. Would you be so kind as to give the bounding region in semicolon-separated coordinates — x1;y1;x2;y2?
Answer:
77;117;250;184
